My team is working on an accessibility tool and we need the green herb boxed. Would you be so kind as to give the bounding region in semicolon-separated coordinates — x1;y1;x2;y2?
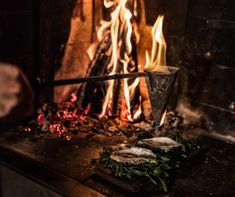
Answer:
92;135;199;192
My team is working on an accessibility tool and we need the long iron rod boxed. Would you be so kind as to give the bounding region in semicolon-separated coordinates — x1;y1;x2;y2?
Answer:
41;72;148;87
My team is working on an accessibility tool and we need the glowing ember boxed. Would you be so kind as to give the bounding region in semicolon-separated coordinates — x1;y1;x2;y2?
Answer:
70;92;77;103
24;98;185;139
33;94;148;139
145;15;169;73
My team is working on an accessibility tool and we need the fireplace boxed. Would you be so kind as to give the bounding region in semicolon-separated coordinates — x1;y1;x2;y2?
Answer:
0;0;235;196
37;0;234;133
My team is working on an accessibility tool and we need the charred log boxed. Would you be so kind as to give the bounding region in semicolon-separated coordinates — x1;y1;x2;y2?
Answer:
77;34;111;114
54;0;102;103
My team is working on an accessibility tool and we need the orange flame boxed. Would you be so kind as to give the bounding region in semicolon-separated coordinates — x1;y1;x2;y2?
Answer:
98;0;141;121
145;15;169;73
133;96;142;120
159;110;167;127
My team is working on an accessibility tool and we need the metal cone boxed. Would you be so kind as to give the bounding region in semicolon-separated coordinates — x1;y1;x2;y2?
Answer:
145;66;179;126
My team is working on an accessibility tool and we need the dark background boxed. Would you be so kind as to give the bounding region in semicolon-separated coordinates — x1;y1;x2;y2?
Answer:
0;0;235;132
0;0;36;77
0;0;76;103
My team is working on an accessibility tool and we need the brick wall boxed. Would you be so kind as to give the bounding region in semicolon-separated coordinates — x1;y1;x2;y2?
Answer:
179;0;235;131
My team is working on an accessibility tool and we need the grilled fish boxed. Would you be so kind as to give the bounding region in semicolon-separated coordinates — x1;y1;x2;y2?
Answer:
117;147;156;158
110;147;157;164
137;137;181;152
110;155;157;164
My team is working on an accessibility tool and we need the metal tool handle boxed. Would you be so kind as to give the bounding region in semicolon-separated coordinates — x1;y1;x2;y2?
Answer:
40;72;148;87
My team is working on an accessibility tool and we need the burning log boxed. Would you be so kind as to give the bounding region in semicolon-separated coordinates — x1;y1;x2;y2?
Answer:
54;0;102;103
52;0;149;121
136;0;153;121
77;34;112;114
113;78;124;116
75;0;143;120
53;0;177;125
139;77;152;120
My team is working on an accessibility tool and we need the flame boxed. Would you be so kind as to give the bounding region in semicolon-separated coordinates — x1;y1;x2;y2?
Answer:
87;43;98;60
133;0;138;17
104;0;116;8
99;0;141;121
133;96;142;120
121;54;140;121
97;20;112;42
70;92;77;103
145;15;169;73
159;110;167;127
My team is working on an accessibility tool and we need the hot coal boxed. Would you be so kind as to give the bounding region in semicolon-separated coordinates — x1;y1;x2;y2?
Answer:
20;97;193;141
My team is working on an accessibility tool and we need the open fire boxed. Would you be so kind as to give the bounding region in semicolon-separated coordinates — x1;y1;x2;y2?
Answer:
69;0;169;120
32;0;180;140
95;0;141;121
